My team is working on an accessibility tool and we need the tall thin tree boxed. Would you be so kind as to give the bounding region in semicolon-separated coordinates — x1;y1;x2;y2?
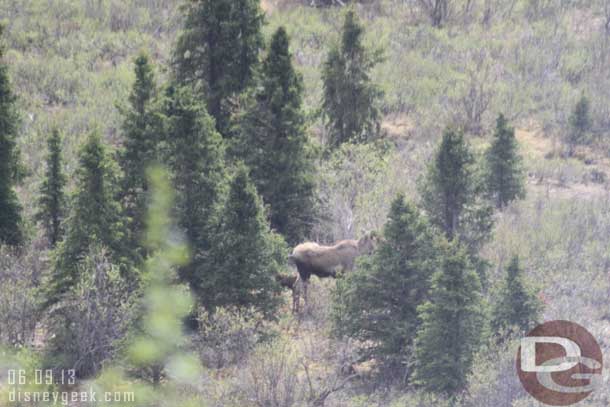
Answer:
37;128;66;247
119;53;158;255
43;132;127;310
419;127;493;251
322;9;383;148
0;24;23;246
232;27;317;245
484;114;525;209
566;94;591;156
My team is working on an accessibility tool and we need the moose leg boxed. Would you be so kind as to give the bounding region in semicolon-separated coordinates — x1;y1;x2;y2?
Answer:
302;278;309;312
291;281;299;314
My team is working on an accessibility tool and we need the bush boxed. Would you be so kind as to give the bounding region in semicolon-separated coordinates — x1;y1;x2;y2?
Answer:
236;335;358;407
315;143;402;241
237;339;303;407
464;335;526;407
44;246;134;377
195;306;274;369
0;244;44;346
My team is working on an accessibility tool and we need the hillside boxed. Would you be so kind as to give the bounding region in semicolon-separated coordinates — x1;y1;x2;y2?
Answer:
1;0;610;406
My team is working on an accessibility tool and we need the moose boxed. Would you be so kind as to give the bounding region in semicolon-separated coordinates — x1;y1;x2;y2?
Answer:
288;232;378;313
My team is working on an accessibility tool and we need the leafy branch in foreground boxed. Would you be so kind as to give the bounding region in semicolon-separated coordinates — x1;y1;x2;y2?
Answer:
91;167;203;405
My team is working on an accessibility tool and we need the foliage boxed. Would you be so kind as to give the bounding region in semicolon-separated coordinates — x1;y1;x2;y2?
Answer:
321;9;382;148
237;338;303;407
161;84;227;303
236;335;357;407
62;166;204;403
386;391;452;407
489;195;610;328
173;0;265;134
118;52;159;257
231;26;317;246
0;244;43;346
419;127;493;252
4;1;610;405
316;142;401;241
419;0;451;28
0;24;22;246
566;93;592;155
490;255;542;336
203;165;285;317
464;335;526;407
45;246;133;377
412;241;486;397
484;114;525;209
43;131;128;311
126;166;200;391
195;306;273;369
36;128;66;247
332;194;440;380
0;346;57;404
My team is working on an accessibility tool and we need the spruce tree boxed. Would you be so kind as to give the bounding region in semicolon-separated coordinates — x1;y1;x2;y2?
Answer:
44;132;127;310
490;255;541;335
174;0;264;134
411;241;485;396
485;114;525;209
419;127;493;251
566;94;591;156
203;165;284;317
332;194;440;378
232;27;316;245
36;128;66;247
321;9;382;148
119;53;158;254
0;24;23;246
162;85;227;298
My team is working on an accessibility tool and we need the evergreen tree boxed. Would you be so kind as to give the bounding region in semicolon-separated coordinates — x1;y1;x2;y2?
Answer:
490;255;541;335
44;132;127;310
419;127;493;251
203;165;284;317
174;0;264;134
0;24;23;246
232;27;316;245
321;9;382;148
566;94;591;156
162;85;227;298
118;53;159;254
36;128;66;247
332;194;440;378
412;241;486;396
484;114;525;209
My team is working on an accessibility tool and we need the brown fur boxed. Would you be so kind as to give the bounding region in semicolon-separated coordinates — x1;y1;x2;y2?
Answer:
289;233;378;313
289;233;377;281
